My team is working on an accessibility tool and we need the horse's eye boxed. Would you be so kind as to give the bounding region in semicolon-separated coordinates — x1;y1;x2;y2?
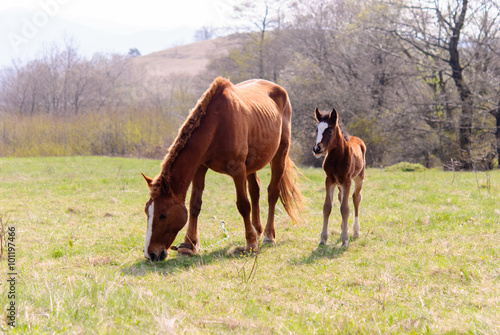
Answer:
159;214;168;220
327;129;333;134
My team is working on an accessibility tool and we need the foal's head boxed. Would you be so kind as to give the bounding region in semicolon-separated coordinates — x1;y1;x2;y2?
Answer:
141;173;188;261
313;108;341;157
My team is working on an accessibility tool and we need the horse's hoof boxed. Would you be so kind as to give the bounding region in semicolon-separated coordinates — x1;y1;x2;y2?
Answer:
227;246;243;255
177;247;196;256
227;245;258;257
262;237;275;245
245;245;259;254
341;241;349;249
318;241;326;247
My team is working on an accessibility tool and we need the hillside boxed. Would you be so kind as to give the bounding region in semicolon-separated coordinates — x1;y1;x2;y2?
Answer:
130;36;239;78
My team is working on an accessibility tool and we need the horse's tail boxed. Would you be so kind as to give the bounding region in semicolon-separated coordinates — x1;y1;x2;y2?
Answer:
279;155;304;224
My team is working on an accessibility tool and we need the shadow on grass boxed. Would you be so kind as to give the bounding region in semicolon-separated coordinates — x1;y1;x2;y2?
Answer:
292;237;354;265
121;241;278;277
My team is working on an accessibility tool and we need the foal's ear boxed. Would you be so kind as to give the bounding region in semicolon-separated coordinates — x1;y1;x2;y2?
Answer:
141;173;153;187
329;108;338;124
315;108;322;121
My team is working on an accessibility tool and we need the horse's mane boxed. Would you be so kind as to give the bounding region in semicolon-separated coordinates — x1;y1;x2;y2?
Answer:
150;77;230;198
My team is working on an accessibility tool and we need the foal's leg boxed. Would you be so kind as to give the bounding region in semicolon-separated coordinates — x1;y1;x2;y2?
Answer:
231;164;258;252
339;181;352;248
320;178;335;245
247;173;262;238
352;176;363;239
179;165;208;255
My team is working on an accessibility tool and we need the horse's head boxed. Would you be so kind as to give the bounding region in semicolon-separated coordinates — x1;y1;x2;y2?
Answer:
141;173;188;261
313;108;339;157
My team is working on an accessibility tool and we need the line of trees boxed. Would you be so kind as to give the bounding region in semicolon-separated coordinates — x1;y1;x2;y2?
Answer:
206;0;500;169
0;40;198;157
1;0;499;170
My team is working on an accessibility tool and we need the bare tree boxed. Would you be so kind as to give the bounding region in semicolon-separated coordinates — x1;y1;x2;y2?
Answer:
491;99;500;165
385;0;500;168
232;0;290;79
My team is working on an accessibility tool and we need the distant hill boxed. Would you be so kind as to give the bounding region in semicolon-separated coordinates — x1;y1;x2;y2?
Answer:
130;36;239;78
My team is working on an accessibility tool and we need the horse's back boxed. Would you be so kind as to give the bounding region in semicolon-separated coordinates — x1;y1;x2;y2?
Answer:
203;79;290;174
234;79;290;118
350;136;366;157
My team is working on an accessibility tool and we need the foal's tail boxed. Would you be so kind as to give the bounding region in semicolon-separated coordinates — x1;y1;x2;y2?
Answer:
279;155;304;224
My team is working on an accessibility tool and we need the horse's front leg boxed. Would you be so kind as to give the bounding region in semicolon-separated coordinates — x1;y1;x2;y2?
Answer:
178;165;208;256
339;181;351;248
320;178;335;245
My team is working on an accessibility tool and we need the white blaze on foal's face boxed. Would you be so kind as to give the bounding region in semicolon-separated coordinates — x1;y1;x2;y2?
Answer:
313;121;330;157
144;201;154;259
316;122;329;146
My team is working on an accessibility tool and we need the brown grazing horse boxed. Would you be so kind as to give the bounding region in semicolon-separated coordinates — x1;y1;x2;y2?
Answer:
141;77;303;261
313;108;366;248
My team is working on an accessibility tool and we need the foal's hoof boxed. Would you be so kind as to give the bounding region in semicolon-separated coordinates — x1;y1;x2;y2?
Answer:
341;240;349;249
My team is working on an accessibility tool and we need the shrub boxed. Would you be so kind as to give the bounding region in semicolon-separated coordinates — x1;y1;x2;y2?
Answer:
385;162;427;172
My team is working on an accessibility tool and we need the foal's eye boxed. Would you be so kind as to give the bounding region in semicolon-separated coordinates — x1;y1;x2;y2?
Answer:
159;214;168;220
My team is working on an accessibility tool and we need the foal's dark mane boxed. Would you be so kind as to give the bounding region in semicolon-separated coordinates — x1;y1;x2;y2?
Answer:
150;77;230;198
337;117;351;142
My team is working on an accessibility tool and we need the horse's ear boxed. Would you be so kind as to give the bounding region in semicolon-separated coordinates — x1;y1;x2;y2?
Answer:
329;108;338;124
315;108;322;121
141;173;153;187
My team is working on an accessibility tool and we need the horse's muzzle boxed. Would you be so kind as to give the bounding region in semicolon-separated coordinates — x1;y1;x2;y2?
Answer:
313;145;323;155
148;249;167;261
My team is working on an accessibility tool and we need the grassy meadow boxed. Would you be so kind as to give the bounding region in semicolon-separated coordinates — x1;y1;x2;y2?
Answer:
0;156;499;334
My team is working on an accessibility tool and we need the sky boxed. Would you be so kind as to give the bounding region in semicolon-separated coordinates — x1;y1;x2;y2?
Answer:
0;0;236;67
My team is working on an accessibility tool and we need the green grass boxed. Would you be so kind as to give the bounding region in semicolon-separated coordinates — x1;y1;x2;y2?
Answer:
0;157;499;334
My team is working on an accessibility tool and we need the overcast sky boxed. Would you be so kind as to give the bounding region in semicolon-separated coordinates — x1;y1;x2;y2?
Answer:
0;0;235;67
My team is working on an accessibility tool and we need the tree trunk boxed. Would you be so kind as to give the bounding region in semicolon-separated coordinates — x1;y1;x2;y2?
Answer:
259;29;265;79
447;0;473;169
494;99;500;167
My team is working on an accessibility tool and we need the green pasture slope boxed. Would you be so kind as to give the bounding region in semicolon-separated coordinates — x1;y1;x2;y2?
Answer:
0;156;499;334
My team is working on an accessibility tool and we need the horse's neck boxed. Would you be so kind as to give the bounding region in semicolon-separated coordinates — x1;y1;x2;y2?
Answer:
163;138;209;201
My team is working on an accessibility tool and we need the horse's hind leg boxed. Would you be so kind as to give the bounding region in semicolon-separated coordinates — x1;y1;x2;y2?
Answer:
263;144;288;245
320;178;335;245
247;173;262;237
339;181;352;247
231;163;258;252
352;176;363;239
